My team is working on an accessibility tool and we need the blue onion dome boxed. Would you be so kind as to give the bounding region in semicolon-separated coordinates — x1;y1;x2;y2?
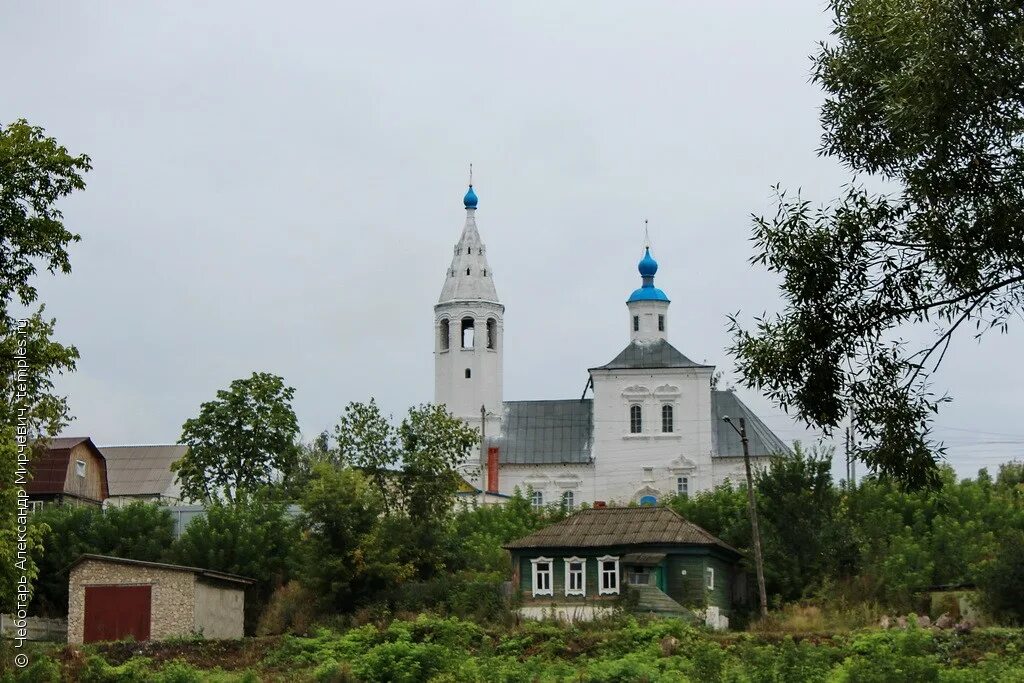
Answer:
463;185;478;208
638;247;658;277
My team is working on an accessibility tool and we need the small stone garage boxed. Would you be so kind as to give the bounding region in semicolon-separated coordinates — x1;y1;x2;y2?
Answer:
68;554;253;643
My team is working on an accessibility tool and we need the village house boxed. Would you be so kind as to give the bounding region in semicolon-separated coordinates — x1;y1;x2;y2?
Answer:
25;436;109;510
504;506;741;625
98;444;189;507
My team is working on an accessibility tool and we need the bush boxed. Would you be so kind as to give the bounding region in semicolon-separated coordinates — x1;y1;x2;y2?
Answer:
257;580;317;635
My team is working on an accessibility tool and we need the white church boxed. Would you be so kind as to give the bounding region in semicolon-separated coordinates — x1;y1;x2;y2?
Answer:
435;182;788;507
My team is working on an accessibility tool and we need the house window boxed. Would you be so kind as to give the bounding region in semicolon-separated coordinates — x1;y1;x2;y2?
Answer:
629;405;642;433
627;567;650;585
565;557;585;596
661;404;674;433
75;460;87;477
561;490;574;510
531;490;544;510
486;318;497;349
439;319;450;351
531;557;553;596
706;566;715;591
658;314;665;331
29;500;43;514
461;317;475;348
632;315;639;332
598;555;620;595
465;368;471;379
677;476;689;497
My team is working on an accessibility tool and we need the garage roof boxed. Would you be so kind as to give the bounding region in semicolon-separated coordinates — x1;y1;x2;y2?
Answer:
71;554;255;586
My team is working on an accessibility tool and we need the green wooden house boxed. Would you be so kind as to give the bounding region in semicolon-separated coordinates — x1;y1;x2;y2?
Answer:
504;506;741;621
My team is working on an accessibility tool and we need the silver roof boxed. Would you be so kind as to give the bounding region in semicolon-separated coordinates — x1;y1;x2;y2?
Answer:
99;445;186;497
711;390;790;457
489;399;593;465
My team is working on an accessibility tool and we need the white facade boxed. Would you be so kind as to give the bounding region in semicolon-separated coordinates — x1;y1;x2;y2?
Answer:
433;184;784;506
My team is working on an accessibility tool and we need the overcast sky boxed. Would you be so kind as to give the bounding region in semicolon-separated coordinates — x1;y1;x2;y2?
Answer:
4;2;1021;479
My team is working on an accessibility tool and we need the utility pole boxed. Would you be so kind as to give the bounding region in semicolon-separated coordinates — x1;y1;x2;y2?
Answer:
724;415;768;618
480;404;487;497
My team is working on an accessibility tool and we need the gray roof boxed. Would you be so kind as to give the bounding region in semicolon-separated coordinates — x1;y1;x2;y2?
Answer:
590;339;711;371
489;399;593;465
99;445;187;497
71;554;254;585
504;507;739;556
712;390;790;457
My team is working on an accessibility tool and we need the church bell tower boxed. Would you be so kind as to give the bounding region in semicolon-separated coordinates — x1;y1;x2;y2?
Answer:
434;180;504;436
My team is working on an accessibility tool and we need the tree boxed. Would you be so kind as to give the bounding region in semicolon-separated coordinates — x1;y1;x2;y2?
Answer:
729;1;1024;488
172;372;300;502
170;491;299;631
0;119;89;611
976;528;1024;625
29;502;174;616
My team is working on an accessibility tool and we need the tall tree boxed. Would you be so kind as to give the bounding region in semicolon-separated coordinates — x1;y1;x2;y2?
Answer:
172;372;300;502
0;120;89;612
730;1;1024;488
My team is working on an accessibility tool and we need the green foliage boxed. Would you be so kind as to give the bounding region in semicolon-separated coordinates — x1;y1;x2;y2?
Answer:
170;491;298;631
975;528;1024;625
173;372;300;503
730;1;1024;489
30;501;174;616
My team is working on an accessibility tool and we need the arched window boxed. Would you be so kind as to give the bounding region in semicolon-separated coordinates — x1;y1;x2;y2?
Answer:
466;267;471;275
658;314;665;332
467;247;472;254
461;318;475;348
465;368;471;379
561;490;574;510
439;319;449;351
633;315;639;332
629;405;642;434
639;495;657;506
661;404;673;433
486;318;497;349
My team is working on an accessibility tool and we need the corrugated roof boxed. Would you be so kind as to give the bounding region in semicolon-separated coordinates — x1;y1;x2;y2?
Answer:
711;390;790;458
590;339;712;371
488;399;593;465
99;445;187;497
504;507;739;555
71;554;254;585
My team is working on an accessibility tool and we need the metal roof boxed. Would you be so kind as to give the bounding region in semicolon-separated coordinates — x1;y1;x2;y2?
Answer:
504;507;739;556
489;399;593;465
590;339;711;371
71;554;254;585
99;445;187;497
711;390;791;458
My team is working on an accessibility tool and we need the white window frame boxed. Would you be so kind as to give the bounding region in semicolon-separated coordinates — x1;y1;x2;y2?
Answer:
598;555;620;595
677;476;689;497
564;557;586;596
530;490;544;510
629;404;643;433
75;459;86;477
561;490;574;510
706;566;715;591
29;500;43;513
661;403;674;433
531;557;553;597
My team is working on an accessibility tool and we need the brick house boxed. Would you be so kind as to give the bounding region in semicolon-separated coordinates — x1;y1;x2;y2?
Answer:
26;437;109;510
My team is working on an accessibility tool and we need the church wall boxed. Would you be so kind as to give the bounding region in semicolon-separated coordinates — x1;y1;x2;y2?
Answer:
498;463;596;507
590;366;716;505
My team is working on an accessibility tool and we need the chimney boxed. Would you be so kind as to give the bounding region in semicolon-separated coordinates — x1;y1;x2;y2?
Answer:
594;500;607;508
486;447;499;494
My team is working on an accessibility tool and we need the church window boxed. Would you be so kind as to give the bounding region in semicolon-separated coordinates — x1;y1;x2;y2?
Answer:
531;558;553;596
468;247;472;254
599;556;620;595
439;319;450;351
466;268;471;275
633;315;639;332
629;405;642;433
658;315;665;332
677;476;689;497
486;318;497;349
483;269;487;276
461;318;475;348
465;368;471;378
639;495;657;506
561;490;574;510
531;490;544;509
661;404;674;433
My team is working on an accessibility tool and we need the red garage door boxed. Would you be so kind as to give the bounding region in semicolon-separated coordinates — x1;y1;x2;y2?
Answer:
83;585;152;643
